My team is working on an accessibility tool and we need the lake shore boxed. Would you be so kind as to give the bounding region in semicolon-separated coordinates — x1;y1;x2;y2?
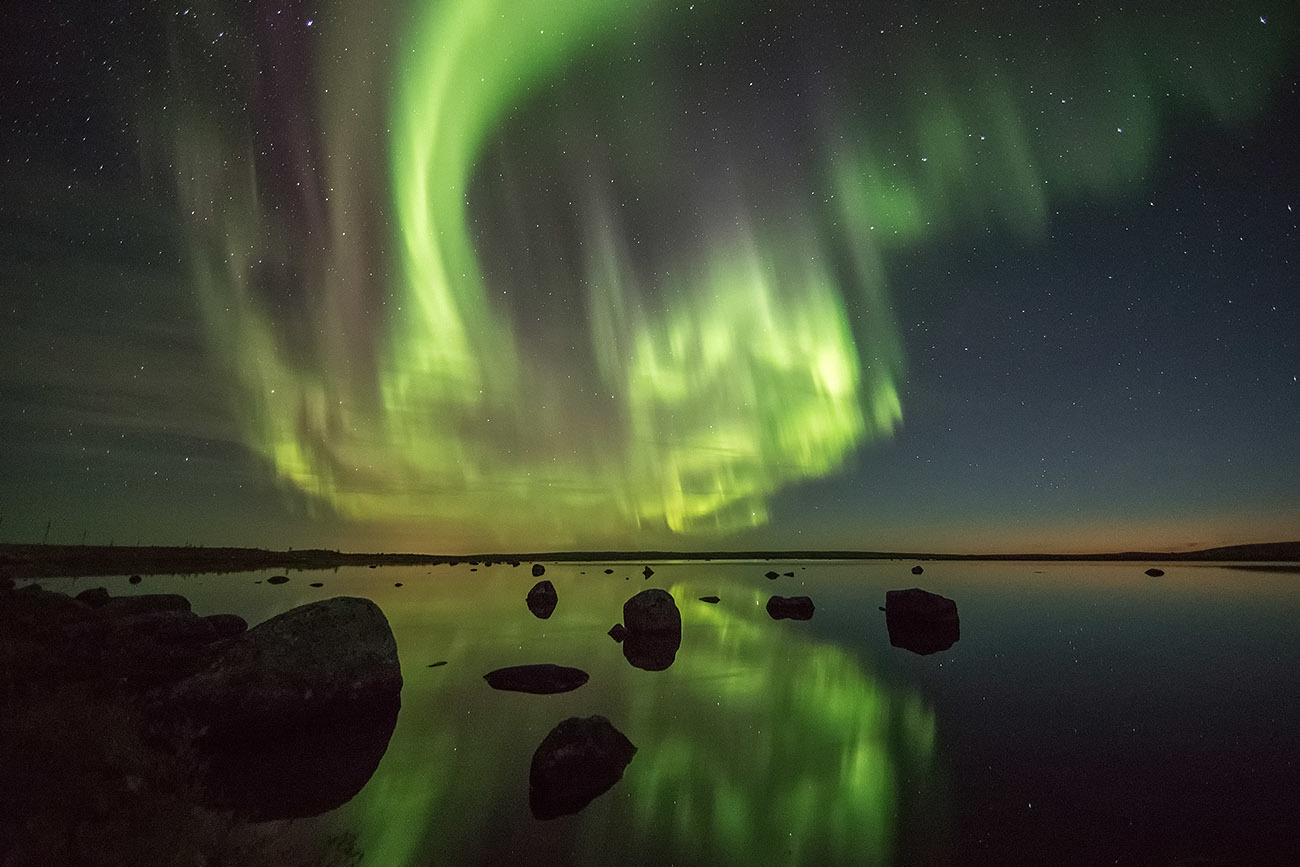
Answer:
2;540;1297;579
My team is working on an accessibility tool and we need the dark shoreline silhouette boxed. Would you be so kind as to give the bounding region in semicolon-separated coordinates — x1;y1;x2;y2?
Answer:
2;540;1297;579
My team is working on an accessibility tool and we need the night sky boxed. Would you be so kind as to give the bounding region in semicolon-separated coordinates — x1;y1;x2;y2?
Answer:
2;0;1297;554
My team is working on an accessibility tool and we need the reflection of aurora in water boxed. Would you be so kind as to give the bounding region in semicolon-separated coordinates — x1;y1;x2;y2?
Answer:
154;1;1295;545
332;569;940;865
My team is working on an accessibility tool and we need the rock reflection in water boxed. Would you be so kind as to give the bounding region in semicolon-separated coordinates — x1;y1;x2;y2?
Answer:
204;698;401;820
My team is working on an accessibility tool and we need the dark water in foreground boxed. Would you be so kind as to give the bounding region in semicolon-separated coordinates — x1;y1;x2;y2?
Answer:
30;561;1300;865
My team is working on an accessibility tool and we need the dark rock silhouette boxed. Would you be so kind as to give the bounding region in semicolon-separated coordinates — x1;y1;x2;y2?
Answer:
622;589;682;671
159;596;402;743
309;581;324;587
608;624;628;642
100;594;191;617
782;571;794;577
765;570;779;580
911;565;924;575
428;660;447;668
74;587;110;608
128;574;141;584
643;565;654;578
604;569;615;574
527;579;558;619
885;588;960;655
483;663;589;694
1145;567;1165;577
529;716;636;820
202;699;399;821
699;596;720;604
532;563;546;577
204;613;247;638
767;596;815;620
266;575;289;585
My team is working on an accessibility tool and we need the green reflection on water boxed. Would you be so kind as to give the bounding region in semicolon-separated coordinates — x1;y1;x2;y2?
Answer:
339;568;940;865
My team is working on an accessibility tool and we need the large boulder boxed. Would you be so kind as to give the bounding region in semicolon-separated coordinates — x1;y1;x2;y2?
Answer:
884;588;960;655
621;589;682;671
483;664;589;694
529;716;636;820
526;580;558;619
159;596;402;743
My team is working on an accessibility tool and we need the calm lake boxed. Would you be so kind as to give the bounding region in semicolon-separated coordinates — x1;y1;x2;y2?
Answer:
28;560;1300;865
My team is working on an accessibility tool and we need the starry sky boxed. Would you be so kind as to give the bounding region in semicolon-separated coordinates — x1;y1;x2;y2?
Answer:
2;0;1297;555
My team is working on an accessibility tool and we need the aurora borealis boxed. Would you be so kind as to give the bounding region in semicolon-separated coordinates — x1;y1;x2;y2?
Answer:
2;0;1298;553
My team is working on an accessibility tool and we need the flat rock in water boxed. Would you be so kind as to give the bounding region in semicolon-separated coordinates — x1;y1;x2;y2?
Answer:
527;580;558;619
159;596;402;743
764;571;780;580
266;575;289;585
766;596;815;620
699;596;720;604
529;715;636;820
1145;568;1165;577
483;663;589;694
885;587;960;655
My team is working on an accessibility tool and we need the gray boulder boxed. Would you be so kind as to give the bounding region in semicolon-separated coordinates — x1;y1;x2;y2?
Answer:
160;596;402;743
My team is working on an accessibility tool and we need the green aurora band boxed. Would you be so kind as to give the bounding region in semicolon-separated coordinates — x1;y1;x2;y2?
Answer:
158;0;1295;546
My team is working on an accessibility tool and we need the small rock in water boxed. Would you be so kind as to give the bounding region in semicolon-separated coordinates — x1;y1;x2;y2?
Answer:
427;661;447;668
699;596;720;604
532;563;546;577
604;569;614;574
885;588;960;655
394;582;403;587
911;565;924;575
1144;568;1165;577
608;624;627;642
310;582;324;588
128;575;142;585
782;571;794;577
267;575;289;585
527;580;558;619
643;566;654;578
764;571;779;580
483;663;589;694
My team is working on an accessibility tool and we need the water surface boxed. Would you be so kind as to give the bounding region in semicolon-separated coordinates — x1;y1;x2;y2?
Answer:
36;560;1300;865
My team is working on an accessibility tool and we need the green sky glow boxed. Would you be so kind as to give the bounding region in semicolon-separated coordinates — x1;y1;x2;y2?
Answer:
156;0;1294;549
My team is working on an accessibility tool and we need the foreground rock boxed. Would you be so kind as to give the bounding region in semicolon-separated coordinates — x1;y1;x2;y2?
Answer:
529;716;636;820
526;579;558;619
620;589;682;671
766;596;815;620
483;664;589;694
885;588;960;655
159;596;402;743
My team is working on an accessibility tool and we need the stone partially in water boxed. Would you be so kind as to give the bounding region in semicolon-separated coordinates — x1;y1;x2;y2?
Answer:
159;596;402;744
885;588;960;655
911;565;924;575
529;715;636;820
483;663;589;694
532;563;546;577
699;596;720;604
1145;568;1165;577
266;575;289;585
608;624;627;643
622;589;682;671
527;580;558;619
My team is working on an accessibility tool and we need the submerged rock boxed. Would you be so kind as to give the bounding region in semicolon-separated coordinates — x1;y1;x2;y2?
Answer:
529;716;636;820
527;579;558;619
483;664;589;694
766;596;815;620
159;596;402;743
885;588;960;655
